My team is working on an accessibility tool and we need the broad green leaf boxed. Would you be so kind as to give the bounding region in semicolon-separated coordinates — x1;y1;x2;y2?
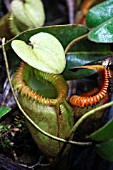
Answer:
5;24;110;53
11;0;45;27
88;18;113;43
4;25;110;73
4;24;88;50
11;32;66;74
0;106;11;118
66;39;110;52
89;118;113;142
96;139;113;161
63;52;111;80
86;0;113;28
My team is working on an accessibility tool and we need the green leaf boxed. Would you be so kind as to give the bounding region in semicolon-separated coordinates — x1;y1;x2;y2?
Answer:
4;24;88;50
88;18;113;43
11;0;45;27
5;25;110;52
89;118;113;142
0;106;11;118
4;25;110;72
63;52;111;80
96;139;113;161
11;32;66;74
86;0;113;28
66;39;110;52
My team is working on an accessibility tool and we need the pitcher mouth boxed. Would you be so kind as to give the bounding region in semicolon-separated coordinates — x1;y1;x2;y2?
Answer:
69;65;109;107
12;62;68;106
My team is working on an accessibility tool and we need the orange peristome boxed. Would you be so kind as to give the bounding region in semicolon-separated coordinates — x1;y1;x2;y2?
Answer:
13;62;68;106
81;87;99;97
69;65;109;107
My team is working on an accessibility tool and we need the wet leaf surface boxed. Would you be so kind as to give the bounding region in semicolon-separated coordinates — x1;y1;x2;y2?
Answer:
88;18;113;43
86;0;113;28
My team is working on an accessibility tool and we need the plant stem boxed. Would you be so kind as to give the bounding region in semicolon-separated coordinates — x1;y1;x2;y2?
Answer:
64;33;88;54
68;100;113;139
